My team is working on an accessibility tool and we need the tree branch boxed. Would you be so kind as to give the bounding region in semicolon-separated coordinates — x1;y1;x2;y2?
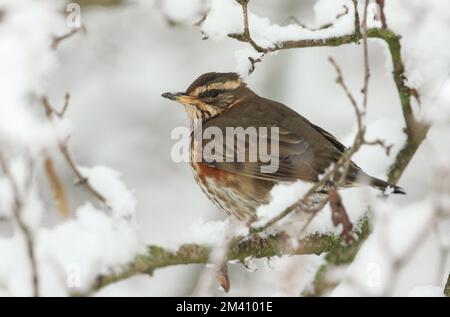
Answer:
228;0;430;186
87;220;369;294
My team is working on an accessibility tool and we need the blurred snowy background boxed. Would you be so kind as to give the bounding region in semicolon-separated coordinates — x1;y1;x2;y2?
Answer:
0;0;449;296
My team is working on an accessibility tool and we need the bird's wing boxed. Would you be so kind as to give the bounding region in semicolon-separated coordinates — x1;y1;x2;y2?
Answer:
197;95;346;183
308;122;348;153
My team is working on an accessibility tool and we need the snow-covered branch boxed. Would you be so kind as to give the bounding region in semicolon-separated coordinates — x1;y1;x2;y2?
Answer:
225;0;429;185
88;220;369;294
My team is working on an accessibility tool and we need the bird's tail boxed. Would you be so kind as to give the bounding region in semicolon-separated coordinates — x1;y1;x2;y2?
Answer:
368;176;406;195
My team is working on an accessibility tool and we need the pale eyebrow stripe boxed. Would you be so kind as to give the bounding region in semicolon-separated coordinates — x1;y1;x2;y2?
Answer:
191;79;242;97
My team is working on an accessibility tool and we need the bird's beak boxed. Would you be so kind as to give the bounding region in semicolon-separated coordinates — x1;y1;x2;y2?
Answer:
161;92;197;105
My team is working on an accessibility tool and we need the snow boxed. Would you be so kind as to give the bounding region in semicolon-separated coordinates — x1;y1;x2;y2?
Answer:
0;156;45;230
201;0;243;40
343;118;407;180
0;0;63;151
234;48;264;77
37;203;142;295
425;79;450;124
435;216;450;250
254;181;311;228
386;0;450;109
161;0;204;25
202;0;358;50
0;235;34;296
313;0;351;26
313;0;381;31
307;186;371;236
375;200;434;257
179;218;248;247
331;200;436;296
0;203;142;296
408;285;444;297
78;165;137;219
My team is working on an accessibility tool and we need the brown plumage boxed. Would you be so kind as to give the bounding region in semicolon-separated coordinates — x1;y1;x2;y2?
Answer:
162;72;405;224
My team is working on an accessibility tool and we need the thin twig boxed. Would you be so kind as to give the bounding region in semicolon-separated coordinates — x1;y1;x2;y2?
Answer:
58;145;106;204
329;57;362;132
376;0;387;29
361;0;371;111
247;54;265;75
283;5;349;31
51;26;86;50
235;0;266;53
40;96;107;205
0;154;39;297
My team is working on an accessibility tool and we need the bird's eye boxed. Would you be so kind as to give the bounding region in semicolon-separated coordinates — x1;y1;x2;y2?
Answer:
201;89;220;98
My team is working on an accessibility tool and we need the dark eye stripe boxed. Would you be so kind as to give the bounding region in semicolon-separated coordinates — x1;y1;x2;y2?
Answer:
199;89;221;98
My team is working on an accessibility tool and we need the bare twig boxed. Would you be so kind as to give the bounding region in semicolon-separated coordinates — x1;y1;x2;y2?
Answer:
40;96;107;205
41;93;70;118
51;26;86;50
361;0;371;111
233;0;266;53
376;0;387;29
283;5;349;31
329;189;354;242
329;57;362;132
0;154;39;296
58;145;106;204
194;9;210;27
247;54;265;75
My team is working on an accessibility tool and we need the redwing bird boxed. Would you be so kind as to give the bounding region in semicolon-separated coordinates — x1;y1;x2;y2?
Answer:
162;72;405;224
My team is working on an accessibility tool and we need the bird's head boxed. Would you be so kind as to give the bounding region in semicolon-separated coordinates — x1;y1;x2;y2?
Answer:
162;72;250;123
